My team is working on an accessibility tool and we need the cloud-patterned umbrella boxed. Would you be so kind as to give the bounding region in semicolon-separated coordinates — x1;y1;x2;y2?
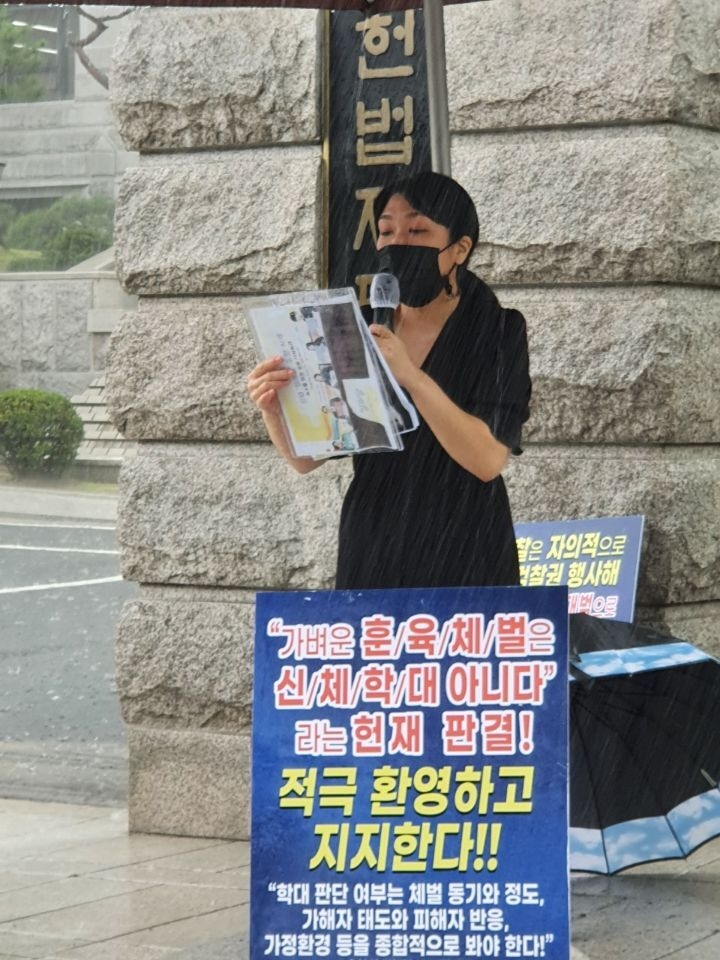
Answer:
569;614;720;874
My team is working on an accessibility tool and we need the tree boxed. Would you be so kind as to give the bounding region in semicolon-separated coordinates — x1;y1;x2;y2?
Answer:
5;196;115;271
71;7;133;91
0;8;43;103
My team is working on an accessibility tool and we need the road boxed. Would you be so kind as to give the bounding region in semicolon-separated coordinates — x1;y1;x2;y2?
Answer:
0;518;135;805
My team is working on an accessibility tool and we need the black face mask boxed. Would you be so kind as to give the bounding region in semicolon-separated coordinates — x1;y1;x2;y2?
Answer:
378;243;454;308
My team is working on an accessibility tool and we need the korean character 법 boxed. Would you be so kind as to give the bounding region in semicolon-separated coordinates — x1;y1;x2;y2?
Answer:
356;95;414;138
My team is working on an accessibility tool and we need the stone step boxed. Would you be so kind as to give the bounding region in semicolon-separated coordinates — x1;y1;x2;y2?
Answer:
71;376;134;481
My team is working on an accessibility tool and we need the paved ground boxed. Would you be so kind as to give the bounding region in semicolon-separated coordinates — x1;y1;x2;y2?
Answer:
0;797;248;959
0;489;132;805
0;481;718;959
0;796;717;960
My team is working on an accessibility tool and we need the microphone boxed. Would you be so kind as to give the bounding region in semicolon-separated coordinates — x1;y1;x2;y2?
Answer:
369;271;400;328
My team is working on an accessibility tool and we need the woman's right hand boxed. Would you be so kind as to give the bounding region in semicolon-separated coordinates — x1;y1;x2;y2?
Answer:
247;356;294;417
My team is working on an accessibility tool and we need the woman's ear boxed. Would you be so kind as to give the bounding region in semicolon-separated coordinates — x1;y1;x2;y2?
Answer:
454;235;473;265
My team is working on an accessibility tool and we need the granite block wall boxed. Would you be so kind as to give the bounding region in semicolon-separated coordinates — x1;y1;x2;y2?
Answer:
106;0;719;838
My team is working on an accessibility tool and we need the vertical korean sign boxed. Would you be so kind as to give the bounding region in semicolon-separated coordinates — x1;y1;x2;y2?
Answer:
252;586;570;960
327;10;431;304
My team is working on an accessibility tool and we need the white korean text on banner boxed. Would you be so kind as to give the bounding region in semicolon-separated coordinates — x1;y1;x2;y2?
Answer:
514;515;644;622
251;586;570;960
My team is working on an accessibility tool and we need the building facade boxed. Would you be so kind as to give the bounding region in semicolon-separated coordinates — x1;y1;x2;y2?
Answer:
106;0;720;839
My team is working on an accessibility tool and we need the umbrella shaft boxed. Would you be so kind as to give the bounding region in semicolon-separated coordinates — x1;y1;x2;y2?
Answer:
423;0;451;176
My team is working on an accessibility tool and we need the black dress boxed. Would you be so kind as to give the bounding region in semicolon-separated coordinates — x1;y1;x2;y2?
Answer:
335;270;531;590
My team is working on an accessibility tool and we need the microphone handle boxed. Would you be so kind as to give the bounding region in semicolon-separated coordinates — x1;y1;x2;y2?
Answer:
372;306;396;328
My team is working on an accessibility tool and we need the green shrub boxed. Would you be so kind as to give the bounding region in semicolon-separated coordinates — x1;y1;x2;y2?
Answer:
0;247;44;272
0;9;44;104
0;202;17;245
43;223;110;270
5;196;115;270
0;389;84;478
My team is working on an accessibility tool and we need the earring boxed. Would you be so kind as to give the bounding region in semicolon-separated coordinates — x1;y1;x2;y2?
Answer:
444;266;458;298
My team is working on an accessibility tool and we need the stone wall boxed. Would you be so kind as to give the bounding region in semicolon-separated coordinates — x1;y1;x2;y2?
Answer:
106;0;720;839
445;0;720;650
1;273;94;395
107;7;331;839
0;270;136;396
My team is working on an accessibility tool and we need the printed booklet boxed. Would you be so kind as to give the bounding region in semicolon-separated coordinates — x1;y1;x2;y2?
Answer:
244;288;418;460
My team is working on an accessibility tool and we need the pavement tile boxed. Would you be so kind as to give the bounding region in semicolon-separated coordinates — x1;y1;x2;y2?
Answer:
0;875;157;925
34;836;227;870
92;904;248;950
0;883;245;941
0;801;110;822
0;860;110;882
0;870;79;895
119;843;250;874
0;811;128;864
46;945;181;959
663;932;720;958
0;930;88;958
0;814;122;845
571;875;720;960
91;864;249;890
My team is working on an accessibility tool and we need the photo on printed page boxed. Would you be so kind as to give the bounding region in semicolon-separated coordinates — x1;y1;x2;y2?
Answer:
244;288;417;460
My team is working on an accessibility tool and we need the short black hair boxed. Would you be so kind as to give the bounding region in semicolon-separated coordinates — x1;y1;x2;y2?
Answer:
373;171;480;253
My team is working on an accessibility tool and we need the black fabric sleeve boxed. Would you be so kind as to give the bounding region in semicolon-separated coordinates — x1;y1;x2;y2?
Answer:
471;307;531;455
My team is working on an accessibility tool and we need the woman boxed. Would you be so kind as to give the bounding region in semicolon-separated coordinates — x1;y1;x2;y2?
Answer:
247;172;531;589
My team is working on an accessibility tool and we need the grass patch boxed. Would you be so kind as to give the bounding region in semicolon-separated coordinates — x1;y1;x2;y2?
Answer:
0;247;44;272
0;463;117;495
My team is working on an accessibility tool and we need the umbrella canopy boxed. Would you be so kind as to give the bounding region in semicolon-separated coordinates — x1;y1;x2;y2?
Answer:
569;614;720;874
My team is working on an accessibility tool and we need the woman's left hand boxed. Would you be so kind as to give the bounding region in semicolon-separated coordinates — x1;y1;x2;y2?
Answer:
369;323;419;390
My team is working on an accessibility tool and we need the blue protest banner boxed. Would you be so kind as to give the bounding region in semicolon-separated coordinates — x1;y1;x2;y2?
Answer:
514;515;644;622
251;585;569;960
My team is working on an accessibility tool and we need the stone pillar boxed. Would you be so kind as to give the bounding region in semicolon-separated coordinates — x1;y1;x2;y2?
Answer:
107;1;719;840
106;9;348;839
445;0;720;654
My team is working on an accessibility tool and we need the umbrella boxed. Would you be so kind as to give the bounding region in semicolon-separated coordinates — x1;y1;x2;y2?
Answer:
569;613;720;875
